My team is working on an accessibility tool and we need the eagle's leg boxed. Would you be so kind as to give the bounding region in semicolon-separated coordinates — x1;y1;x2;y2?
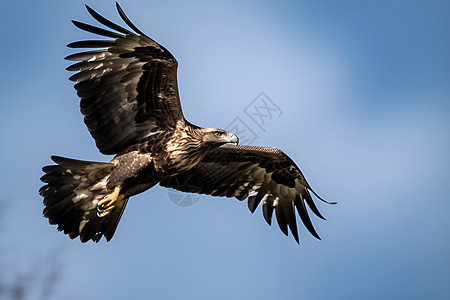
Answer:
97;186;124;217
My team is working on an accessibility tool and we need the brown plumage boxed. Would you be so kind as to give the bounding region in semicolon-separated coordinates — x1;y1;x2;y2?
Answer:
39;3;335;244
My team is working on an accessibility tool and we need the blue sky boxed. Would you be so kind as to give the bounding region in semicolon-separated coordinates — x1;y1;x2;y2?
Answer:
0;0;449;299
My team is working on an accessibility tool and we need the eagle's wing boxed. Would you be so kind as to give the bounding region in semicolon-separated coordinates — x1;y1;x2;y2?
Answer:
160;144;335;243
66;3;183;154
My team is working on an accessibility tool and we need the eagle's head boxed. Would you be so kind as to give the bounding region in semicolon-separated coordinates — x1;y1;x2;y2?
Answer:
202;128;239;147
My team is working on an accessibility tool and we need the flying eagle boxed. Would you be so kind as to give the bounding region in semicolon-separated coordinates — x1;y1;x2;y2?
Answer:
39;3;335;244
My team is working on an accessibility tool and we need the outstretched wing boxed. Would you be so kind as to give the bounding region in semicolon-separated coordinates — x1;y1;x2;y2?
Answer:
160;144;335;243
66;3;184;155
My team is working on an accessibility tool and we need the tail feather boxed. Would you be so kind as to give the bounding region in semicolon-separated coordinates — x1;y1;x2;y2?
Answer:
103;197;129;241
39;156;128;243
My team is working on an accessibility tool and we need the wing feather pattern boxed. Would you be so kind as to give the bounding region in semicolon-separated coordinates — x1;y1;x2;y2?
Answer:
66;3;184;155
160;144;336;243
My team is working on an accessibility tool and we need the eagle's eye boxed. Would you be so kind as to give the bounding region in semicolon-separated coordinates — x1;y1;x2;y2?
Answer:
215;132;225;138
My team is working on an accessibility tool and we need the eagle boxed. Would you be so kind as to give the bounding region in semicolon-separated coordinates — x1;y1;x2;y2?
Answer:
39;3;335;244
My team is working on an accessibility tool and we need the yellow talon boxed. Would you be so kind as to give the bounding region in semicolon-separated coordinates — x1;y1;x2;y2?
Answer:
97;187;124;217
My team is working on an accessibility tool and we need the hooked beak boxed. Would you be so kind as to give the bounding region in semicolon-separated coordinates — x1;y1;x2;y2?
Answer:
228;133;239;145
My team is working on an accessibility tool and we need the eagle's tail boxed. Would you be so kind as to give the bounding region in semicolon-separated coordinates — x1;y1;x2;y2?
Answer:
39;156;128;243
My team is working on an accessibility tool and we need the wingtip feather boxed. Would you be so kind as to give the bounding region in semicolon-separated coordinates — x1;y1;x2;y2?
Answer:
84;2;133;36
309;187;337;205
295;195;322;240
115;2;145;36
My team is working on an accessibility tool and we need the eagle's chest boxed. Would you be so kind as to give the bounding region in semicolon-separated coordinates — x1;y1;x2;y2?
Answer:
163;137;205;173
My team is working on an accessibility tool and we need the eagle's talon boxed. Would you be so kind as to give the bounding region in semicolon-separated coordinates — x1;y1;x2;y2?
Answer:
97;187;123;217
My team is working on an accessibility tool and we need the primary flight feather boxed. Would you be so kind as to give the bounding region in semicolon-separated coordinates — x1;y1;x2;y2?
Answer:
39;3;335;244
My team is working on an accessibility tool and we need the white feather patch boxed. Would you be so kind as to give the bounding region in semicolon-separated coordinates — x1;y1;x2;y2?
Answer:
273;197;280;207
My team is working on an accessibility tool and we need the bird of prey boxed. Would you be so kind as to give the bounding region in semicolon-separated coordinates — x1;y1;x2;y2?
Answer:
39;3;335;244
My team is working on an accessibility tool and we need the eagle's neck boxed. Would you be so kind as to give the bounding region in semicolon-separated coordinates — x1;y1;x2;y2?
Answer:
164;126;210;172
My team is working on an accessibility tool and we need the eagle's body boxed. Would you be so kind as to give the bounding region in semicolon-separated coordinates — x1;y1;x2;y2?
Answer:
40;3;334;244
104;124;233;198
